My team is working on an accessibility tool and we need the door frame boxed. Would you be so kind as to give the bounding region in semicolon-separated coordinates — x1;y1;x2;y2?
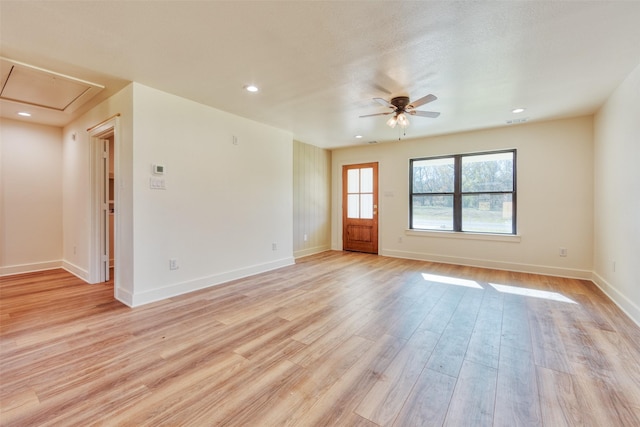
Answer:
342;162;379;254
88;117;119;284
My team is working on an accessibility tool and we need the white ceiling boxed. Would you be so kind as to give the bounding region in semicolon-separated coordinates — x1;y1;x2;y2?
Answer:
2;1;640;149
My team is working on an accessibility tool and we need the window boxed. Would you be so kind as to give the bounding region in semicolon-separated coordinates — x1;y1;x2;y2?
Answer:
410;150;516;234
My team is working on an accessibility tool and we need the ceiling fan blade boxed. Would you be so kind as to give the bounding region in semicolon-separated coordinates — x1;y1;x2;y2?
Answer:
373;97;395;109
409;110;440;118
408;94;437;109
360;111;395;118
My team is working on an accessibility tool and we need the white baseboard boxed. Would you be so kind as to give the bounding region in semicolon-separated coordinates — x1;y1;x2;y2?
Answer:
591;271;640;327
130;256;295;307
294;244;331;259
61;261;90;282
0;260;62;276
381;249;592;280
115;286;134;307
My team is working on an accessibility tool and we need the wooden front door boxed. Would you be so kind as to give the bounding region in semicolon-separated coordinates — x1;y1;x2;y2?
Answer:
342;162;378;254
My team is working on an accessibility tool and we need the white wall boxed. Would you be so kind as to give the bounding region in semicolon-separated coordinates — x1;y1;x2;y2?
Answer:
0;119;62;274
332;116;594;278
62;84;134;301
61;83;294;306
593;62;640;325
129;84;293;306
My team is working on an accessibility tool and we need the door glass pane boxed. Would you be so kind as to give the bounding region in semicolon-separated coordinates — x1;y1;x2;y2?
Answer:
412;195;453;230
347;169;359;193
360;194;373;219
347;194;360;218
462;152;513;192
361;167;373;193
462;194;513;233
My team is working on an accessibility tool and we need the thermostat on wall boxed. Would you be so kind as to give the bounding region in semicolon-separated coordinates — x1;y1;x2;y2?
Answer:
152;164;165;175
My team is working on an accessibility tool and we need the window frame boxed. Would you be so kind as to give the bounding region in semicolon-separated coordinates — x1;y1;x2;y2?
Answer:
409;149;517;235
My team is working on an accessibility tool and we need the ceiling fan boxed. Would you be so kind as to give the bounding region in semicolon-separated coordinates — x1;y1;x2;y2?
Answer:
360;94;440;128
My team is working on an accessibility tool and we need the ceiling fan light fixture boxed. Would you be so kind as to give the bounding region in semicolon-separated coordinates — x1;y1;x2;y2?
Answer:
397;113;409;128
365;93;439;129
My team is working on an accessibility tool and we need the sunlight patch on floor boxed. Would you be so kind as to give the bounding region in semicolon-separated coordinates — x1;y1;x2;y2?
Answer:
421;273;484;289
489;283;577;304
421;273;577;304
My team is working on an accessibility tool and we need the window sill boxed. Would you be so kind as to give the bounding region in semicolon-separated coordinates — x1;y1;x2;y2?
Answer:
405;229;521;243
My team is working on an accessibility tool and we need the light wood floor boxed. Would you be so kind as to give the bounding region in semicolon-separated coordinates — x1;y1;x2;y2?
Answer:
2;251;640;426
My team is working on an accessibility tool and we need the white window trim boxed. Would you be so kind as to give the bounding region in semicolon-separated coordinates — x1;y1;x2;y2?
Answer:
405;229;521;243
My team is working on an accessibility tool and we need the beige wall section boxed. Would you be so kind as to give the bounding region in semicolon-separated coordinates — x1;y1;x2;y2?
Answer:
0;119;63;274
331;116;594;279
129;83;294;306
60;82;294;306
62;84;134;298
593;62;640;326
293;140;331;258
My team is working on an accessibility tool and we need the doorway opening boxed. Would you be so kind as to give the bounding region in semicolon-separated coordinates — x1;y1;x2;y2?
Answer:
89;117;119;286
106;134;115;282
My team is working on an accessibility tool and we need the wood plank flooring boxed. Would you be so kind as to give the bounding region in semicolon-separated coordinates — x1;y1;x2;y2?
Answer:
1;251;640;426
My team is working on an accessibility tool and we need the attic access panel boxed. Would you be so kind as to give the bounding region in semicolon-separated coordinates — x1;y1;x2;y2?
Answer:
0;58;104;112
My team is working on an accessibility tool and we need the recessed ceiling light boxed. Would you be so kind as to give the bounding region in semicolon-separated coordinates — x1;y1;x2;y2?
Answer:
18;111;32;117
355;135;363;139
512;108;525;114
244;85;259;92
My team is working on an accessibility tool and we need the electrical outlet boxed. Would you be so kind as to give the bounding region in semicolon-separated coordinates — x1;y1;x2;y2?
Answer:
398;237;403;243
303;234;308;242
169;259;179;270
272;243;277;251
559;247;567;257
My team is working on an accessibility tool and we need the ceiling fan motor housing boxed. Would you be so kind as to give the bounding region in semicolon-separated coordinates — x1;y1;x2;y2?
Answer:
391;96;411;111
